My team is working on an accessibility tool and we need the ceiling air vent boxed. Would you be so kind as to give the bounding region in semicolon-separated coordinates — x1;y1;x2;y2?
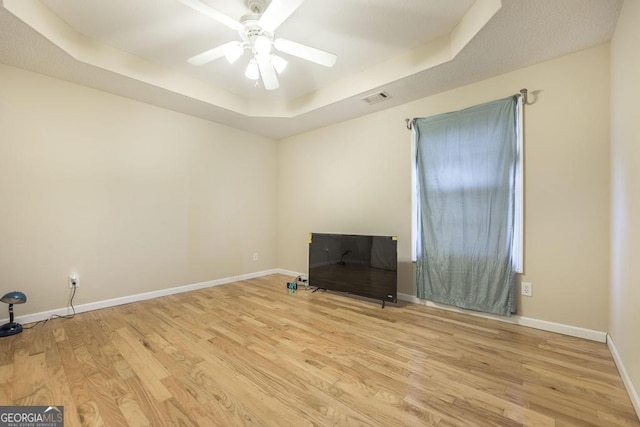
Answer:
360;91;391;105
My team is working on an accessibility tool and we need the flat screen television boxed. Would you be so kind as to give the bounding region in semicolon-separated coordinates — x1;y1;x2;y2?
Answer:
308;233;398;307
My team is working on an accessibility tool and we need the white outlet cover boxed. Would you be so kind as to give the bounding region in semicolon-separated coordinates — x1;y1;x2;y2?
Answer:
69;273;80;287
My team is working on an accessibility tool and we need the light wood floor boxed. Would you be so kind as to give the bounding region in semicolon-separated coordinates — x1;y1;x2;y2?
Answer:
0;274;638;426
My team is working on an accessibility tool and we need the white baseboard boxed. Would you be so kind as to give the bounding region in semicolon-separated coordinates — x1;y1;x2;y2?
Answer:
4;269;279;326
274;274;607;343
276;269;304;278
608;335;640;420
397;293;608;343
5;269;606;345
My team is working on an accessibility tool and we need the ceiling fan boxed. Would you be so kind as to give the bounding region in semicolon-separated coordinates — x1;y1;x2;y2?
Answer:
178;0;337;90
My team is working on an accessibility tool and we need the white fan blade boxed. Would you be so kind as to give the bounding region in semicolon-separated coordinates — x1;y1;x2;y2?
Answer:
188;41;239;65
177;0;243;31
259;0;305;33
257;58;279;90
274;38;337;67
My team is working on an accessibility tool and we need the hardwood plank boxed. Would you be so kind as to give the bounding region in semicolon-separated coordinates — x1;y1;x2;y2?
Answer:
111;328;172;402
48;364;83;427
0;274;636;426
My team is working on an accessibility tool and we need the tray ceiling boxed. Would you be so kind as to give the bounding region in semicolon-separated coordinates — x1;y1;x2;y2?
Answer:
0;0;623;138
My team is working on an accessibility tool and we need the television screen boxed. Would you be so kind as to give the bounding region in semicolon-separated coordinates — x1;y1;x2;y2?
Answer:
308;233;397;306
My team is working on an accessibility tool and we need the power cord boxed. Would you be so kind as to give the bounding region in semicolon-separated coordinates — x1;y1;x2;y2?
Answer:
23;283;77;330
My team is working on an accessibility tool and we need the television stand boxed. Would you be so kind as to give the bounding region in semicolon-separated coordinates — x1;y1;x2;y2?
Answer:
312;287;326;293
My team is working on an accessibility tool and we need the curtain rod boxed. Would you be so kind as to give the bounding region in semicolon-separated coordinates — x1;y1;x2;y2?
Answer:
405;88;528;130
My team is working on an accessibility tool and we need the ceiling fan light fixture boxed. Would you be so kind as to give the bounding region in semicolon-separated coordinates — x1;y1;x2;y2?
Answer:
253;35;272;56
224;41;244;64
271;55;288;74
245;59;260;80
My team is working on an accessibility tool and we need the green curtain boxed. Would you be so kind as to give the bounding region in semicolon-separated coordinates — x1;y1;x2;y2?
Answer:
415;96;518;316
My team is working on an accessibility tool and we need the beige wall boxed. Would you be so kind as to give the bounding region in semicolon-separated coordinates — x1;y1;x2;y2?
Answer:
0;63;277;316
277;44;611;332
0;39;615;337
610;0;640;411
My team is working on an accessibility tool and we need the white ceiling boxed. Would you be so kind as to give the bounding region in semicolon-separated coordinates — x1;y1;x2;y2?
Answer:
0;0;623;139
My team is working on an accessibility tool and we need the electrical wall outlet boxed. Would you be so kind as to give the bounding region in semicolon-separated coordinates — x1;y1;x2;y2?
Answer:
252;252;259;261
521;281;532;297
69;273;80;288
